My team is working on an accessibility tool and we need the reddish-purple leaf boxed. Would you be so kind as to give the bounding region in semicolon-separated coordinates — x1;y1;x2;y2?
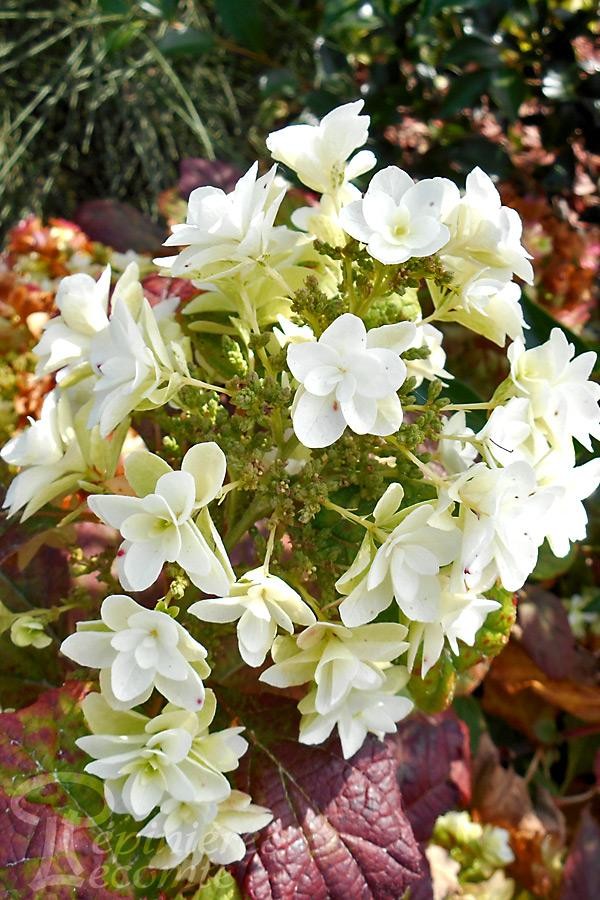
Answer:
0;788;116;899
560;807;600;900
74;200;165;253
390;711;471;842
234;735;425;899
178;158;243;199
0;682;123;897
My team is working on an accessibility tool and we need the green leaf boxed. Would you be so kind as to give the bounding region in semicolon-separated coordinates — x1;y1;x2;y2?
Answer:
489;68;527;120
191;869;242;899
442;36;500;69
531;540;578;582
105;21;145;54
440;70;490;117
215;0;266;52
98;0;131;12
452;695;486;755
157;27;215;59
521;293;597;361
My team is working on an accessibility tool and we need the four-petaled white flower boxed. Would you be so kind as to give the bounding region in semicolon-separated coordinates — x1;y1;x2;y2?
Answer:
33;266;111;377
266;100;376;208
260;621;409;714
87;442;233;594
298;666;413;759
287;313;414;448
143;790;272;869
508;328;600;450
78;690;246;821
61;594;210;710
159;163;301;288
340;166;458;265
189;566;315;667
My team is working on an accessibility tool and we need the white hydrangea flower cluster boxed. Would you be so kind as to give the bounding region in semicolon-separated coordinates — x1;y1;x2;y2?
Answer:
2;100;598;873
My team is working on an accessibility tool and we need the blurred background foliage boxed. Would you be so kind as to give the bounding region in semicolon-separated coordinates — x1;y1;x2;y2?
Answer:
1;0;598;230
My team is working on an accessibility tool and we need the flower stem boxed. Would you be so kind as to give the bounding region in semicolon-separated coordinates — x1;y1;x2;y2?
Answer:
441;402;494;411
184;376;232;396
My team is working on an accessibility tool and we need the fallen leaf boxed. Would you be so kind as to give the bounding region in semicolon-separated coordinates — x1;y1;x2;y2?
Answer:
472;733;564;898
485;641;600;725
517;587;578;679
560;806;600;900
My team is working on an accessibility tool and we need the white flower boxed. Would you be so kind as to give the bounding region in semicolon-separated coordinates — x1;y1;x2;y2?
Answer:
477;396;553;471
78;690;246;821
290;194;348;245
340;166;458;264
10;616;51;649
33;266;110;377
339;500;461;626
436;810;484;843
260;621;409;715
287;313;413;448
405;323;451;387
189;567;315;667
481;824;515;867
426;845;461;900
159;163;301;288
406;574;501;676
61;594;210;710
537;455;600;558
298;666;413;759
439;412;477;475
78;695;229;820
508;328;600;450
449;272;527;347
201;790;273;865
144;790;272;869
439;461;555;592
88;265;188;437
1;389;85;520
87;442;233;594
272;314;314;349
442;166;534;284
266;100;376;207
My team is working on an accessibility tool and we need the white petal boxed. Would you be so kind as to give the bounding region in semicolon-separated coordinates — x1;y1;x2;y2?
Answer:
181;442;227;507
292;389;347;448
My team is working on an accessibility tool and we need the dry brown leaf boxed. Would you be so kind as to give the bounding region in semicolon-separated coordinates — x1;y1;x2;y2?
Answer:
485;642;600;725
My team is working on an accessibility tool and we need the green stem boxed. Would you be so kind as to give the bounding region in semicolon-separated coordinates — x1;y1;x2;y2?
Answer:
323;499;386;541
441;402;494;411
184;376;232;396
224;497;271;551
